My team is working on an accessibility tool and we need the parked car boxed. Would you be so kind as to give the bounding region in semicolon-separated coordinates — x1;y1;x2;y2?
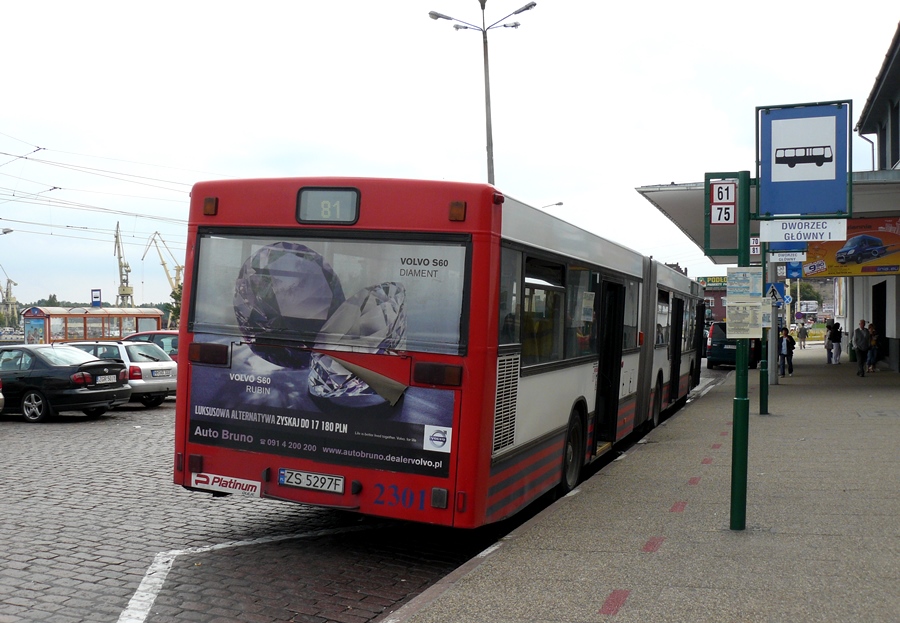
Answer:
124;330;179;361
835;234;890;264
706;321;761;369
0;344;131;422
66;341;176;408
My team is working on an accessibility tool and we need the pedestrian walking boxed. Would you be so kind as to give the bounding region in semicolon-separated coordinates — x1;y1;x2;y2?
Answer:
829;322;843;364
797;323;808;349
866;323;879;373
778;327;795;377
853;319;869;376
825;320;834;364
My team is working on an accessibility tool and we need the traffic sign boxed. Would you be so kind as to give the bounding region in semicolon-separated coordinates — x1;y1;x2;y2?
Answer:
710;181;737;225
766;282;785;302
758;218;847;243
784;294;793;304
769;252;807;262
757;101;851;217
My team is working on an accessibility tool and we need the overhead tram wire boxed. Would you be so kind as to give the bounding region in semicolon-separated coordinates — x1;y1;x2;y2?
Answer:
0;225;188;255
0;151;190;194
0;131;235;182
0;190;187;226
0;169;187;204
0;216;187;246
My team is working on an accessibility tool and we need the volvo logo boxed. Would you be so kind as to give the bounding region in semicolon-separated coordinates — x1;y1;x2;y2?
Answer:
428;429;448;448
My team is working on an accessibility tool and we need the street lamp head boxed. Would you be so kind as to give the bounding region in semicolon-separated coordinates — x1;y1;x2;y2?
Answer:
0;229;12;235
513;2;537;15
501;22;520;28
453;24;474;30
429;11;452;20
540;202;563;209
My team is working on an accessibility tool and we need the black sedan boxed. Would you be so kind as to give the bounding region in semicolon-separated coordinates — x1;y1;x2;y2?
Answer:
0;344;132;422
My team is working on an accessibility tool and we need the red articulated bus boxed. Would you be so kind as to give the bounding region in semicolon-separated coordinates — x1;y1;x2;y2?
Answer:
174;177;704;528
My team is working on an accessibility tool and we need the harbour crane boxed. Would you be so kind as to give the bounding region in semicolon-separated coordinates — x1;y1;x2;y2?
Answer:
142;232;184;328
0;264;17;326
142;232;184;295
114;222;134;307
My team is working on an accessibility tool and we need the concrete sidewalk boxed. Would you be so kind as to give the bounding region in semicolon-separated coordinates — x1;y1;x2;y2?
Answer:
383;345;900;623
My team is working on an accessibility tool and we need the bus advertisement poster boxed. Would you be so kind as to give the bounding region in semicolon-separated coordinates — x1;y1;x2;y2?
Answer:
188;341;454;478
184;236;471;478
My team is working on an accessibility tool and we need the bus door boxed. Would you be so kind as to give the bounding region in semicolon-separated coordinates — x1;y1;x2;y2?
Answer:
594;280;625;447
667;297;685;404
693;301;706;387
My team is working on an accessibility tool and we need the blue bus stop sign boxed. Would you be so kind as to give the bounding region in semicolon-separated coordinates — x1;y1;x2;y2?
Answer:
758;102;851;217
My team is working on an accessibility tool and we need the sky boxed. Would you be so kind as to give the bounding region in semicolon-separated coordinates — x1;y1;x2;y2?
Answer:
1;1;897;307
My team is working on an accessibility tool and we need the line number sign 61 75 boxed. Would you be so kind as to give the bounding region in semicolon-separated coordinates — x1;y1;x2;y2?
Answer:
710;181;737;225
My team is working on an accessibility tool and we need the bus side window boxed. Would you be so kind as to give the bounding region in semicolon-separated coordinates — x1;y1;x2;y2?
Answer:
522;284;563;364
498;247;522;346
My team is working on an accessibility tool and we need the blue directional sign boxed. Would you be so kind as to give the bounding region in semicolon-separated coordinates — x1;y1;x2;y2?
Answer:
757;102;851;217
786;262;803;279
769;241;807;252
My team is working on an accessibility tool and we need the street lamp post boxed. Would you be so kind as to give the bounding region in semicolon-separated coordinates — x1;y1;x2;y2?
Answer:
540;202;563;209
429;1;537;186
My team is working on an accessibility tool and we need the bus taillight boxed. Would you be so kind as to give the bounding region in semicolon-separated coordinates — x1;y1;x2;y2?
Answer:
189;342;230;365
413;362;462;387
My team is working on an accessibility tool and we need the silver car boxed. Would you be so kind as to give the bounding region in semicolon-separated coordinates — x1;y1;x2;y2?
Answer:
66;341;176;408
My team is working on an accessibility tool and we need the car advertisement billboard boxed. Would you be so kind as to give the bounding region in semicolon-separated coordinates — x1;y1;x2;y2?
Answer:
186;234;467;478
802;217;900;277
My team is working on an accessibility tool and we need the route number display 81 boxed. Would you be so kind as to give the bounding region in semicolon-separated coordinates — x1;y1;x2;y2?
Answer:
710;181;737;225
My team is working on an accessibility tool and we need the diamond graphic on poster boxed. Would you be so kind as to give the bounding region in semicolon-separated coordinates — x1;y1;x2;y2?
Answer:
309;282;407;407
308;353;386;408
234;242;345;366
314;282;407;353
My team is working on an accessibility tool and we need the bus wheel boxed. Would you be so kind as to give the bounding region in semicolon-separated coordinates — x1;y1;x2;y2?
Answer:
650;379;663;429
558;412;584;495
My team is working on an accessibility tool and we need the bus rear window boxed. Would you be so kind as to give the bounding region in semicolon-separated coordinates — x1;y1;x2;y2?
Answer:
191;234;468;355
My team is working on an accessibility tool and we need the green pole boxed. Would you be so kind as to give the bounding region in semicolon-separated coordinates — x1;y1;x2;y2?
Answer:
759;242;768;415
730;170;751;531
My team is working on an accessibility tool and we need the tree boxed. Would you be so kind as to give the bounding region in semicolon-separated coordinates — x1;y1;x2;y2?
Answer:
799;281;821;305
167;283;182;329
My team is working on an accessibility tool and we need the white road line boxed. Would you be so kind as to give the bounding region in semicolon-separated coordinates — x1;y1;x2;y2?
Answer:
117;524;377;623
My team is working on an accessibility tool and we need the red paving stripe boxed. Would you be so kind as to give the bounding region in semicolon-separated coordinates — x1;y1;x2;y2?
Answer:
688;476;701;485
701;457;713;464
670;501;687;512
711;443;722;449
720;431;729;436
599;589;631;615
642;536;665;552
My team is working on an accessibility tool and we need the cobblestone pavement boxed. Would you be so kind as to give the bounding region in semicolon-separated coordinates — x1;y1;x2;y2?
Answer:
0;402;502;623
